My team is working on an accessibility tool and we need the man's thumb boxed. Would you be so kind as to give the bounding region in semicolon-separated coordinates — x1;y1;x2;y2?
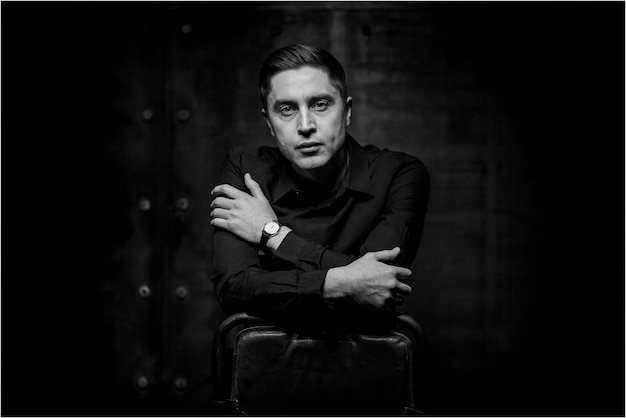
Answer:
373;246;401;262
244;173;265;199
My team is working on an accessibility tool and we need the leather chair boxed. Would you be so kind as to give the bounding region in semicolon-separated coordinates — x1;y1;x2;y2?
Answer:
213;312;426;415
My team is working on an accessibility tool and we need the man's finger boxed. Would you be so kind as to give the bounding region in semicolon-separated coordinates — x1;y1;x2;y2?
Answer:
211;184;248;199
396;267;412;280
210;208;229;220
210;218;230;230
372;247;401;262
395;282;412;296
244;173;266;200
210;196;235;209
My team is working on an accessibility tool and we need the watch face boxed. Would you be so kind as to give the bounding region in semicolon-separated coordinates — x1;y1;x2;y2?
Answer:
264;221;280;234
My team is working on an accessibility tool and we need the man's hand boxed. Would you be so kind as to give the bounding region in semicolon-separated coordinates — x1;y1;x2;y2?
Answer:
324;247;412;308
210;173;278;244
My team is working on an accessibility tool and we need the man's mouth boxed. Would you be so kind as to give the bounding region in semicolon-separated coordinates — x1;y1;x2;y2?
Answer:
296;142;323;153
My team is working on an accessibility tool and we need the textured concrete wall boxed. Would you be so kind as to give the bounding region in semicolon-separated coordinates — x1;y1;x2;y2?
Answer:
2;2;623;415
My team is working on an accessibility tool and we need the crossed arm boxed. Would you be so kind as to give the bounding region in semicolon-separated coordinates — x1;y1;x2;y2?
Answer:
210;171;419;316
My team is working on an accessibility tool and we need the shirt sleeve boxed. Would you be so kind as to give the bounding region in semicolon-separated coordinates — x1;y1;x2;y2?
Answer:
272;158;430;270
212;150;331;316
271;232;357;271
359;158;430;267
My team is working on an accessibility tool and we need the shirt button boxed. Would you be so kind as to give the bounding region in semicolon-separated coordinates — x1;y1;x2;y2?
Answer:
138;285;150;299
136;376;149;389
175;286;188;300
174;377;188;391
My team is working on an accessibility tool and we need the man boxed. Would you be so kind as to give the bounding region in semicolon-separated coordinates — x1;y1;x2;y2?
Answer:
210;44;429;325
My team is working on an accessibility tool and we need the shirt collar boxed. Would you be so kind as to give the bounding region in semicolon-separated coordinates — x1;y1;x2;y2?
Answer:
271;133;374;204
344;133;374;197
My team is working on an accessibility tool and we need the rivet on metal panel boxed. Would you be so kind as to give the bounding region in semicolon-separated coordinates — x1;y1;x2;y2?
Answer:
136;376;149;390
138;285;151;299
175;286;188;300
174;377;188;391
177;197;189;210
177;108;190;122
142;109;153;122
139;198;151;212
181;23;192;34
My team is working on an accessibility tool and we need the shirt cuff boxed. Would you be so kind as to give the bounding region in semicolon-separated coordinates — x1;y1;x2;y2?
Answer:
301;269;336;315
273;230;310;265
298;269;328;298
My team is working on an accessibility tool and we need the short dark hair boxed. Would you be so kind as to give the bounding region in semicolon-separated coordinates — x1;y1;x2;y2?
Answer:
259;44;348;110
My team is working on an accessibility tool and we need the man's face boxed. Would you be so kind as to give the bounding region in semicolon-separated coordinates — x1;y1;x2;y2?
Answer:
263;66;352;174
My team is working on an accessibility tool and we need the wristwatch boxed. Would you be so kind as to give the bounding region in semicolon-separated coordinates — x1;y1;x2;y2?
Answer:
260;220;281;251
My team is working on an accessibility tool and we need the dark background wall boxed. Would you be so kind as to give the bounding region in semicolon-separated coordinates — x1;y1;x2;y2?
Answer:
2;2;624;415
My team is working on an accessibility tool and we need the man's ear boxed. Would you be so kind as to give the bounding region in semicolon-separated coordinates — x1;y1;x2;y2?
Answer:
345;96;353;127
261;108;275;137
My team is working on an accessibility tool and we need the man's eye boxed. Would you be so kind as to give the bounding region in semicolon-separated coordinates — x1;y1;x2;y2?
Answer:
312;101;329;111
280;106;296;116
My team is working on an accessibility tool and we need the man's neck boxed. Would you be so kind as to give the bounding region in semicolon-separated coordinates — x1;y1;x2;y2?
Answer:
291;145;348;193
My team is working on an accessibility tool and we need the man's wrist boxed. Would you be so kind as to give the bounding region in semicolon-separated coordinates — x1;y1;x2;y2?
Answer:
266;225;292;252
323;267;348;300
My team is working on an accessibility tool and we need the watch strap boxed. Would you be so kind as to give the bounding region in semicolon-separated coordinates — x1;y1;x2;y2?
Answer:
260;231;271;251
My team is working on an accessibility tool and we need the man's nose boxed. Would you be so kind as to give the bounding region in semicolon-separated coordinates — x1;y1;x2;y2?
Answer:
297;109;316;135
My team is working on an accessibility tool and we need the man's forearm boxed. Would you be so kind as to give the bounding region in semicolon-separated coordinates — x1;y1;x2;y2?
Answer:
270;230;357;271
215;262;330;316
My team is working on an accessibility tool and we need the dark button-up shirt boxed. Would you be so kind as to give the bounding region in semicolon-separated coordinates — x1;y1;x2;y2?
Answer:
212;134;430;319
